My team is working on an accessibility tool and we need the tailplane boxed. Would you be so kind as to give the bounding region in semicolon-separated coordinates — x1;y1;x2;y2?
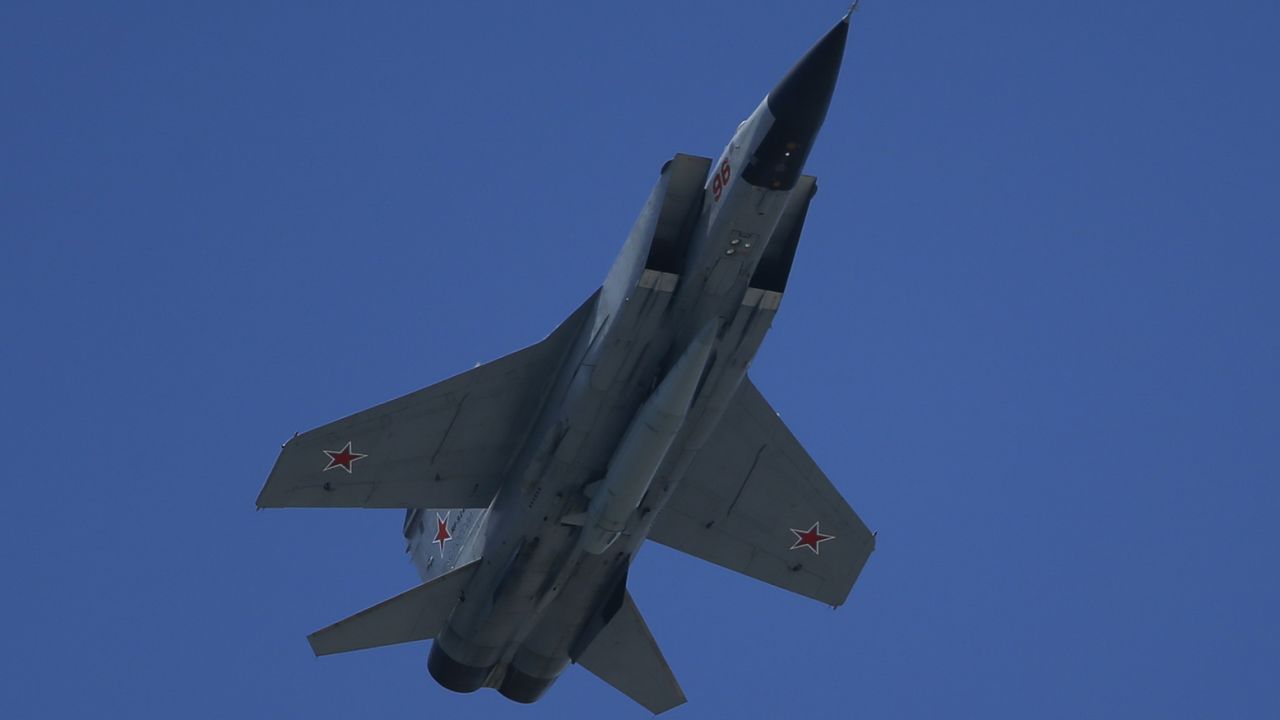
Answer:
308;559;480;656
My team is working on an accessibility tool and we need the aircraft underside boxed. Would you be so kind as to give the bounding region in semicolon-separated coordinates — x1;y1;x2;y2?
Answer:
258;9;873;713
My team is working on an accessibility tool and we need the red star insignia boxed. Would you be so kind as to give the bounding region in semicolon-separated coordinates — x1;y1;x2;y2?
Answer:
789;521;835;555
322;441;367;473
433;512;452;556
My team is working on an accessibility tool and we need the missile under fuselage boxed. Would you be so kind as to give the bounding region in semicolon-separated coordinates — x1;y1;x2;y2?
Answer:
575;322;719;554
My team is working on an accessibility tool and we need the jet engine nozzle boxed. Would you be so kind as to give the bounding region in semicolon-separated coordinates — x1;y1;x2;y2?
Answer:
427;642;494;694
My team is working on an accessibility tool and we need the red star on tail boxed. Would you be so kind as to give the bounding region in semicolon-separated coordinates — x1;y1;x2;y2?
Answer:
433;513;452;556
790;521;835;555
322;441;367;473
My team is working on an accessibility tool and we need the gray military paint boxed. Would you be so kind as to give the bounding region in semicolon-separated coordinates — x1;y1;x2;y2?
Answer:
258;12;873;714
574;321;718;555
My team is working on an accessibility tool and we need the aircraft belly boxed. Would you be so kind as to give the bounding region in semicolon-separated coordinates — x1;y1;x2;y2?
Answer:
266;11;865;711
590;270;679;392
433;173;795;688
433;267;697;668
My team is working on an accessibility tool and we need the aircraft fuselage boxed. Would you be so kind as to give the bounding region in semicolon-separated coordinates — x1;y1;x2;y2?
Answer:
421;18;852;702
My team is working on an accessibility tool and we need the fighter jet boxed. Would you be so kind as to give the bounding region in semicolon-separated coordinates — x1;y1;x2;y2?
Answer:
258;8;873;713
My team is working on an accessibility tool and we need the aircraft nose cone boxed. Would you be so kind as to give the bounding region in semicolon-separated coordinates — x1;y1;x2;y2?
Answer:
742;16;850;191
767;16;849;128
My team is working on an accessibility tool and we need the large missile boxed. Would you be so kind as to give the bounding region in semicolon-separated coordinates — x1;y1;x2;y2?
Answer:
576;323;718;554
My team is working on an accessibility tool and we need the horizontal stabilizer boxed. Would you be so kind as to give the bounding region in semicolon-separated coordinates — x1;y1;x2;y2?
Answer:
577;591;685;714
308;559;479;656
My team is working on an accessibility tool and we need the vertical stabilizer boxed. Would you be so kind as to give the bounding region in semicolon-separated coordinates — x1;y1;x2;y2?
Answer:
575;592;685;714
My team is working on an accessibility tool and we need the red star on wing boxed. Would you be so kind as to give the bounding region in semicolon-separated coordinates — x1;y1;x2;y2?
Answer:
433;512;452;556
322;441;367;473
789;521;835;555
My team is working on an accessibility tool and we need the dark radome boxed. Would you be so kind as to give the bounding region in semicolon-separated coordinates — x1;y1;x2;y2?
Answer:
742;16;850;191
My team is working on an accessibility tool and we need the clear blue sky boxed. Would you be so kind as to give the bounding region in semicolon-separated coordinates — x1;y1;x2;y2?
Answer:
3;2;1277;717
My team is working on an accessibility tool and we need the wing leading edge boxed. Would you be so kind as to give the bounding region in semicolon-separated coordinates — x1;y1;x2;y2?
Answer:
648;375;874;606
